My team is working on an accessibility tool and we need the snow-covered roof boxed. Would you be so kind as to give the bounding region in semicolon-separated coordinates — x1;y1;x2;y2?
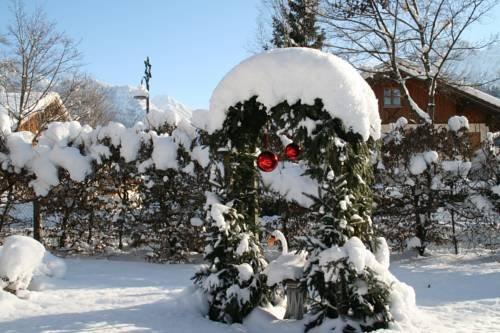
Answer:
208;48;381;141
0;91;63;117
452;85;500;111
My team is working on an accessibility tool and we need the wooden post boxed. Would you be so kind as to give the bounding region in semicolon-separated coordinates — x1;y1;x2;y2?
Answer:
284;280;305;320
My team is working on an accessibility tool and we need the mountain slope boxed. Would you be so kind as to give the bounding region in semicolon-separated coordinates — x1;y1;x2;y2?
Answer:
96;84;192;127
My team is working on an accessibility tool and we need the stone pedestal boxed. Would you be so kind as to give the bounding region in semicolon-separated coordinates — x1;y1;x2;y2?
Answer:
284;280;305;320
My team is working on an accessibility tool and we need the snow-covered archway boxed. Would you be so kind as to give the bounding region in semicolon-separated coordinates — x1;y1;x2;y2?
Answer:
194;48;416;332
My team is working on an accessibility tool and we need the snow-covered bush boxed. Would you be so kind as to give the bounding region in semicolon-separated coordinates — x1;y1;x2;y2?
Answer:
373;117;499;253
0;235;45;292
305;237;416;332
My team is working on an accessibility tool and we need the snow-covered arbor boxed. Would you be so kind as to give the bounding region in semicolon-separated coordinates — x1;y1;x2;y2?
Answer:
193;48;415;331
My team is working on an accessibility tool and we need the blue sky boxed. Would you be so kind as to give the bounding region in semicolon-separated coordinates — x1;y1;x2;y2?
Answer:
0;0;499;109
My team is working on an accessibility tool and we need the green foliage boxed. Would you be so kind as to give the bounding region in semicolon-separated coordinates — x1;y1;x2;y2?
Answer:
192;190;267;323
198;95;389;330
305;256;391;332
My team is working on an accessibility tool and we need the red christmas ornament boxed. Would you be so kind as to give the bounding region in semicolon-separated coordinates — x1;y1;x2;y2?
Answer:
257;151;279;172
284;143;301;161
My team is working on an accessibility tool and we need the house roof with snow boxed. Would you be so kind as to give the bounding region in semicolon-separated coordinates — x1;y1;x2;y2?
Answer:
363;60;500;114
0;91;65;118
0;91;67;132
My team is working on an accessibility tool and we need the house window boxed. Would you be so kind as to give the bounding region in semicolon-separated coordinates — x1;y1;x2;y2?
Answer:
384;88;401;107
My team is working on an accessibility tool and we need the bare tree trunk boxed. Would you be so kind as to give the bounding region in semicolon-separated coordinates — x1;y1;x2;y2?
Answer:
451;209;459;255
0;187;14;235
33;199;43;242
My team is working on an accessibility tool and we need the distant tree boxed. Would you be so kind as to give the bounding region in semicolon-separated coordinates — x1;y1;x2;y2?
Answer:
270;0;326;49
0;0;81;132
255;0;325;50
59;76;116;127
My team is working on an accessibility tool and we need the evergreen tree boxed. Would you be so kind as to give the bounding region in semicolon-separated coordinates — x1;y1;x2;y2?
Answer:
192;168;267;323
270;0;325;49
193;98;270;323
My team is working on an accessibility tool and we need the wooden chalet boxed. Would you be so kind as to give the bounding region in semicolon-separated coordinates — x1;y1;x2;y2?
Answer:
365;63;500;148
1;92;68;135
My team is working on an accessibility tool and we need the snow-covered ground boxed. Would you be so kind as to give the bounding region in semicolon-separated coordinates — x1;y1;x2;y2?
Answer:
0;251;498;333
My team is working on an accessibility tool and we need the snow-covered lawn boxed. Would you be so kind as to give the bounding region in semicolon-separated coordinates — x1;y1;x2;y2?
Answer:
0;252;499;333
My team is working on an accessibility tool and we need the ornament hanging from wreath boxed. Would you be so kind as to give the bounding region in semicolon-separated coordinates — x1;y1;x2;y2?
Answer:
257;151;279;172
284;143;300;161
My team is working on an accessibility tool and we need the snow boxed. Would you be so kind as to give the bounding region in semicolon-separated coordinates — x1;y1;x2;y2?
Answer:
375;237;390;270
205;192;231;232
191;145;211;168
409;154;427;175
423;150;439;164
190;217;204;227
35;252;67;280
151;133;178;170
441;160;471;177
1;112;204;196
263;250;307;286
147;105;182;129
448;116;469;132
0;252;498;333
236;263;254;282
0;236;45;292
0;106;12;135
406;237;422;249
6;131;35;169
49;145;91;182
236;234;250;255
260;161;319;208
208;48;381;141
492;184;500;196
390;251;500;333
151;95;193;121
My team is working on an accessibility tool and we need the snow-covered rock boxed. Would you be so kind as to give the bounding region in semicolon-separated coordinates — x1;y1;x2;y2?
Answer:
207;47;380;141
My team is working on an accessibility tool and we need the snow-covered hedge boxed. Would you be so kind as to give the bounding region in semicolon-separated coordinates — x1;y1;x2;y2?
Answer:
0;108;209;197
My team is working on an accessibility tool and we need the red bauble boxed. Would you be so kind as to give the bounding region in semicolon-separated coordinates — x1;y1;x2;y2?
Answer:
257;151;279;172
284;143;301;160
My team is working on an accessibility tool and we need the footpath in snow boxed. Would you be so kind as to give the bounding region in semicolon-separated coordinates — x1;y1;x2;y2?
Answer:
0;252;499;333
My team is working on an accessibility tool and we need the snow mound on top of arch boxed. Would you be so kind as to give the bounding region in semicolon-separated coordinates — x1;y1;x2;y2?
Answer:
208;47;381;141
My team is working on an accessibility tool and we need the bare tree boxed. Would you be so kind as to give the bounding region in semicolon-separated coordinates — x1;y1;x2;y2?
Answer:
59;76;116;127
0;0;81;132
318;0;499;122
0;1;82;243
